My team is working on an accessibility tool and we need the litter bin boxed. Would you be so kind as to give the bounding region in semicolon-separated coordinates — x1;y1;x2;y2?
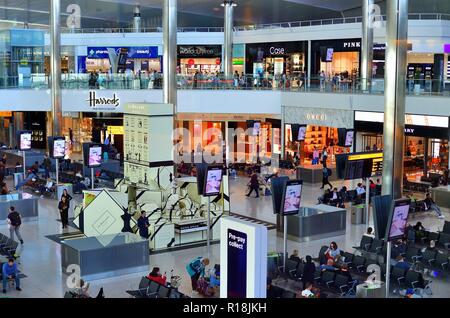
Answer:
351;204;365;224
13;173;24;188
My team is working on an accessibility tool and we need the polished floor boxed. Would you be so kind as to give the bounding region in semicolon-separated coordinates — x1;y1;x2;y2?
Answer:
0;175;449;298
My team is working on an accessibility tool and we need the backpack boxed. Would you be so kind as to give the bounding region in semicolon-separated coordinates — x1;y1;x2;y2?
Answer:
8;211;21;227
327;168;332;177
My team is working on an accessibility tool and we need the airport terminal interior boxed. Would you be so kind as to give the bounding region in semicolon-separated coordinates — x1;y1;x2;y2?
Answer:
0;0;450;301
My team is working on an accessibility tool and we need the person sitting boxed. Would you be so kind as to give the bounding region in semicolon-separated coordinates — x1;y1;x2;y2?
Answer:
38;177;55;197
424;193;445;219
0;182;9;195
266;277;282;298
319;258;338;272
300;282;316;298
364;227;375;238
73;279;90;298
302;255;316;286
15;170;39;190
147;267;167;286
318;189;332;204
394;255;410;271
339;263;354;282
325;241;341;261
289;250;302;265
329;188;342;207
2;258;21;294
355;183;366;197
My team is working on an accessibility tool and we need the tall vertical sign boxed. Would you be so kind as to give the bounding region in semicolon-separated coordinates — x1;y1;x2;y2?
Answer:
220;217;267;298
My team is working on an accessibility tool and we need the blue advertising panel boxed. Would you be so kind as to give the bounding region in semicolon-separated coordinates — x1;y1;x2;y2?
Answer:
87;46;158;59
227;229;247;298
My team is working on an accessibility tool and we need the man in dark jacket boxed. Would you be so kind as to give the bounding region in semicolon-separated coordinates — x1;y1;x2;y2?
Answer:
42;155;52;179
7;206;23;244
137;211;150;239
246;172;260;198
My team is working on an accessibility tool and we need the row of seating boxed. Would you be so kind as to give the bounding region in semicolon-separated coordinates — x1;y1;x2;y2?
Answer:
126;276;187;299
0;233;18;258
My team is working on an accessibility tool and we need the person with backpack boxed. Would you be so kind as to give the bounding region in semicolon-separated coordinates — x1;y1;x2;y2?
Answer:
185;257;209;296
7;206;23;244
320;165;333;190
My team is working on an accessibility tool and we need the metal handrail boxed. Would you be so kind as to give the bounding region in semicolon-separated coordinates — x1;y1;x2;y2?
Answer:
59;13;450;34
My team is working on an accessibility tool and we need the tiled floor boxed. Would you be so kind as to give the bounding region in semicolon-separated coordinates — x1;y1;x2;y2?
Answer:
0;175;449;298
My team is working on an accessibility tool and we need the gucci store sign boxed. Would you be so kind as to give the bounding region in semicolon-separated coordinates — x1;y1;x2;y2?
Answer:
285;106;353;128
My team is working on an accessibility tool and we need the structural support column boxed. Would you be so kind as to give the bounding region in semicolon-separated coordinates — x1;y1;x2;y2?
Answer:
307;40;311;88
50;0;62;136
133;6;141;32
361;0;374;91
222;0;235;79
382;0;408;200
163;0;177;110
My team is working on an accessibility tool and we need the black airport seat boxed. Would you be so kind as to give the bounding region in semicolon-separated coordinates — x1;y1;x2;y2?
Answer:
296;263;305;280
281;290;296;298
352;255;366;272
404;246;421;263
283;259;300;281
156;285;171;298
313;268;322;283
442;221;450;235
342;252;354;266
334;274;350;294
402;270;423;289
321;270;336;288
368;239;384;254
433;252;449;271
428;232;440;243
418;249;437;267
354;235;373;252
391;267;407;288
146;280;161;298
437;233;450;249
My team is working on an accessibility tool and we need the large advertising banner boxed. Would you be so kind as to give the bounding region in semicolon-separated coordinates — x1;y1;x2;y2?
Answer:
220;217;267;298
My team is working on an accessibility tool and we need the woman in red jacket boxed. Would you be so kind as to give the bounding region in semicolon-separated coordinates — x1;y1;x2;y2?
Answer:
147;267;167;285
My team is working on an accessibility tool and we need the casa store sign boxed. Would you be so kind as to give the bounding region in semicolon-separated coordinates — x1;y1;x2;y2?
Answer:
177;45;222;58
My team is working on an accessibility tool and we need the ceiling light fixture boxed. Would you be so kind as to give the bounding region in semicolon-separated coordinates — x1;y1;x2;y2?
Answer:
221;1;237;7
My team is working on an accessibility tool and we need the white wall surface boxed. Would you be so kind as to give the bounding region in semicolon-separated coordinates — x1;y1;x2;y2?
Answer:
0;89;449;117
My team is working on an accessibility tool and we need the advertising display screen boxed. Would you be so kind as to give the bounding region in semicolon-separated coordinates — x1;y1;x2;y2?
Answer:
53;139;66;159
227;229;247;298
345;129;354;147
88;146;103;167
387;199;411;241
298;125;307;141
19;131;32;151
253;122;261;136
203;166;223;197
326;48;334;62
281;180;303;215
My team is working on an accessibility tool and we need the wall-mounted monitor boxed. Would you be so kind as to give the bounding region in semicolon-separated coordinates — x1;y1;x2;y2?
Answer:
386;198;411;242
326;48;334;62
281;179;303;215
252;122;261;136
203;165;224;197
344;129;354;147
17;130;32;151
298;125;307;141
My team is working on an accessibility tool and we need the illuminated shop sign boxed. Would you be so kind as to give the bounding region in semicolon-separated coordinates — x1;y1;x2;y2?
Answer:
87;46;158;59
86;91;120;110
343;41;361;49
177;45;222;57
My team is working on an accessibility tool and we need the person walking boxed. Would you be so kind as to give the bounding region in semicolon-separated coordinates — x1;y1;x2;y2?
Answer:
58;195;70;229
246;172;260;198
186;257;209;296
320;165;333;190
42;155;52;179
7;207;23;244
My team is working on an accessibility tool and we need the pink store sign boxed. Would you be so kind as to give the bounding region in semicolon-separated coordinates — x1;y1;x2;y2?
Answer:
444;44;450;53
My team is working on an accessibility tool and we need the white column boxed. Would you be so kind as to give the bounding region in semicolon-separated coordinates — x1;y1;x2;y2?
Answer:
361;0;375;91
222;1;236;79
50;0;62;136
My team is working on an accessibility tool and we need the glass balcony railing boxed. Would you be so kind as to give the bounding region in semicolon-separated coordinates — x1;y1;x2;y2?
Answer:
0;73;449;97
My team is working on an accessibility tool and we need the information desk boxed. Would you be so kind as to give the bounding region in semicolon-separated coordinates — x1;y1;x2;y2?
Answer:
61;232;149;281
285;204;346;242
173;218;208;245
431;186;450;209
356;281;386;298
296;165;337;184
0;193;38;224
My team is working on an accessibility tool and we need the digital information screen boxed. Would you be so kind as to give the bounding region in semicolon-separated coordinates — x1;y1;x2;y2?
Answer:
388;200;411;241
204;167;223;196
298;125;307;141
19;132;32;151
345;130;354;147
253;122;261;136
227;229;247;298
326;48;334;62
88;146;102;167
344;159;366;180
281;180;303;215
53;139;66;158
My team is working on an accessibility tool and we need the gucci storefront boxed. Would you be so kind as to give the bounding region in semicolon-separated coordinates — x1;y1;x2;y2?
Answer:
283;106;354;168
